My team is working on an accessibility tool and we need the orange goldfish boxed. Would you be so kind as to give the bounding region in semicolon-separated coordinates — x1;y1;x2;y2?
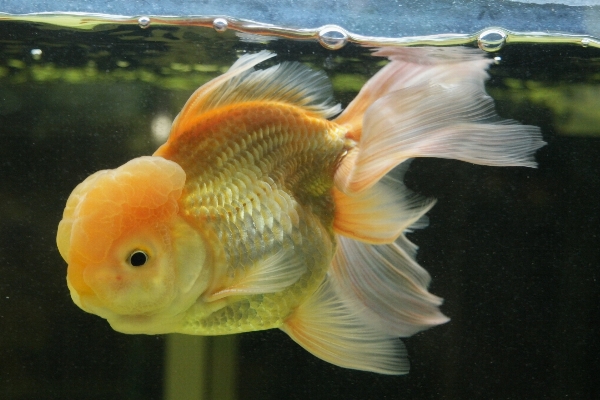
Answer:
56;47;544;374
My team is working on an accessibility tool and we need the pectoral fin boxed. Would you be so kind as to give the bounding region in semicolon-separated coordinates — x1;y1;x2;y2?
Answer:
206;249;306;301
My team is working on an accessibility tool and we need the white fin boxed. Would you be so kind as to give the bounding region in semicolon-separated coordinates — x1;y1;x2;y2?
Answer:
334;46;545;193
334;46;493;141
281;277;409;375
333;172;435;244
330;235;449;337
171;51;340;139
206;249;306;301
172;51;274;128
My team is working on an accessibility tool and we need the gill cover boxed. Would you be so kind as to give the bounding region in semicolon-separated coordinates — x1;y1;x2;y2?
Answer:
56;156;205;331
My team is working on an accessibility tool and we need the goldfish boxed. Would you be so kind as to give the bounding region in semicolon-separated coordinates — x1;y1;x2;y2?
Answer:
56;47;544;374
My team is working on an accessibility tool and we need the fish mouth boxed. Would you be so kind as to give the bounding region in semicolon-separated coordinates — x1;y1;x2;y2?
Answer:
71;289;168;333
106;311;184;335
68;274;185;334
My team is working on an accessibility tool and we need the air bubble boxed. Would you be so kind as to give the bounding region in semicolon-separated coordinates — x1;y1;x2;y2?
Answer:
478;29;507;52
213;18;228;32
581;38;590;48
138;16;151;29
30;49;42;60
317;25;348;50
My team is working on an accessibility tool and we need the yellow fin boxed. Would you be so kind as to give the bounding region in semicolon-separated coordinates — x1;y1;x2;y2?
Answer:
170;51;341;140
281;278;409;375
206;249;306;301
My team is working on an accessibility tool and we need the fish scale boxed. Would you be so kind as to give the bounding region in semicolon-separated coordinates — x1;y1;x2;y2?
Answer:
161;102;347;334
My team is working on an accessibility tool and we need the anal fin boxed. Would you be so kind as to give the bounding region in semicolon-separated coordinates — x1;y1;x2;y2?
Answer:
281;277;409;375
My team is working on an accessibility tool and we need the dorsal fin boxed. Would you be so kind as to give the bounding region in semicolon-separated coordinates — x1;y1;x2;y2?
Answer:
169;51;341;139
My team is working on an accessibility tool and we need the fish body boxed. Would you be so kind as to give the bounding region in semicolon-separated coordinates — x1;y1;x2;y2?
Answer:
155;100;347;334
57;48;544;374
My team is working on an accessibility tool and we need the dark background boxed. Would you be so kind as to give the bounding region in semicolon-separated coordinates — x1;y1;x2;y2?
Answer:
1;19;599;400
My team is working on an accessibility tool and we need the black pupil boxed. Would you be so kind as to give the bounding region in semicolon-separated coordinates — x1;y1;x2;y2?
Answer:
129;251;147;267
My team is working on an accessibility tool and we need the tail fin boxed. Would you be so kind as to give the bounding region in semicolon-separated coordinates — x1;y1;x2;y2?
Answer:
323;47;545;364
334;46;545;193
331;169;449;339
281;167;443;374
333;46;492;142
282;47;545;374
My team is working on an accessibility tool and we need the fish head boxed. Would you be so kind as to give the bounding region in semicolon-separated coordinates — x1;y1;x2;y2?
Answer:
57;156;209;333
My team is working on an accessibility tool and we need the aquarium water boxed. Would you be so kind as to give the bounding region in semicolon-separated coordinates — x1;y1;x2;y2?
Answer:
1;1;600;399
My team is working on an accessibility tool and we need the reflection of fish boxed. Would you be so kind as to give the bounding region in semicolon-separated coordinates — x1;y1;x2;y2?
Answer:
56;47;544;374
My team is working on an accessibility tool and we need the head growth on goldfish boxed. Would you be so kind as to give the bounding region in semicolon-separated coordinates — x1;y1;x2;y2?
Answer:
57;48;544;374
57;157;211;333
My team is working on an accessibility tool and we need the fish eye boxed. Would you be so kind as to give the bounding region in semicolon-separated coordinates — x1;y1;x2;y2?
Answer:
128;250;148;267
